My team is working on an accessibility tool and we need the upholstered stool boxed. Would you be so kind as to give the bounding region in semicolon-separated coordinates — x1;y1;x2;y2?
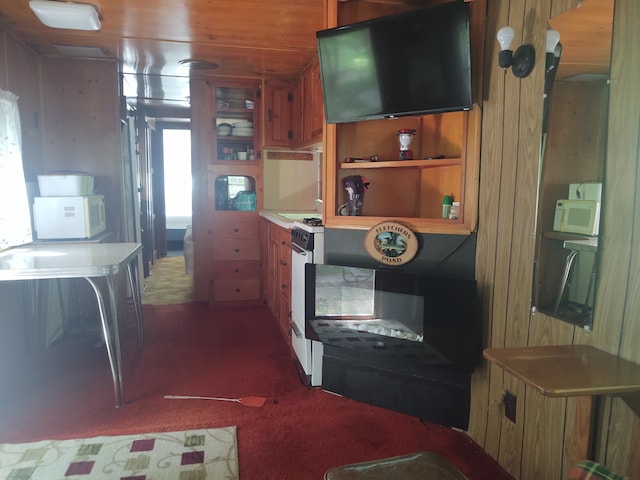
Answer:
324;451;468;480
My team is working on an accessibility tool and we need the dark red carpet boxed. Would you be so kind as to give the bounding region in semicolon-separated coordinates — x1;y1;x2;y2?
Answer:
0;303;512;479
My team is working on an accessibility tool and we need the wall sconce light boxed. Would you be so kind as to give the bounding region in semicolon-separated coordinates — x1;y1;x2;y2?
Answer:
496;26;535;78
29;0;101;31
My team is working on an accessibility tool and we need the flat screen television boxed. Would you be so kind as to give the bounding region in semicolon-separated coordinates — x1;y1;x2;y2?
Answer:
316;1;472;124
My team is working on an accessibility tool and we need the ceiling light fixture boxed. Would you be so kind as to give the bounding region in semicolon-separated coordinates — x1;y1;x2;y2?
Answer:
496;26;535;78
179;59;220;70
29;0;101;31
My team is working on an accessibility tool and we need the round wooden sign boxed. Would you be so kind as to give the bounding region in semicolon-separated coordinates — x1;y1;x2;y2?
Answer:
364;221;418;266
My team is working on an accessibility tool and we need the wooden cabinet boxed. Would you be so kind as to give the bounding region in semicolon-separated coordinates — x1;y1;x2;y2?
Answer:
190;76;263;303
301;60;323;145
262;59;324;150
211;214;262;303
263;80;292;148
322;0;482;235
277;226;292;341
262;220;292;342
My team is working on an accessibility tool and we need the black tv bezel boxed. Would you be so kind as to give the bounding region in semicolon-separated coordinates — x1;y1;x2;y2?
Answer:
316;1;473;124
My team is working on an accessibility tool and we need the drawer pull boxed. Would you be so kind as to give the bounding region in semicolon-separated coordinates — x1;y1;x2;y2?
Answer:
234;228;239;233
234;268;240;273
235;248;240;253
235;288;241;293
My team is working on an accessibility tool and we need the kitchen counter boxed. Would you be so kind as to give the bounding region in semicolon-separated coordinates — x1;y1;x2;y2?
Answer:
259;210;322;229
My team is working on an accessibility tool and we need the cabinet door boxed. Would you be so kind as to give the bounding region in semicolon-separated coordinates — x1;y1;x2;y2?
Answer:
214;83;260;164
290;76;304;147
263;81;292;148
303;60;323;145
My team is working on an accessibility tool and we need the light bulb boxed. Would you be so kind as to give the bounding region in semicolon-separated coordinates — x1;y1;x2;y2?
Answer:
546;29;560;53
497;26;515;51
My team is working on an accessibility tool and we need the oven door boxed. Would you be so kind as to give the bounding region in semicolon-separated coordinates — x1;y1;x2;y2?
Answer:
290;243;312;376
290;238;324;387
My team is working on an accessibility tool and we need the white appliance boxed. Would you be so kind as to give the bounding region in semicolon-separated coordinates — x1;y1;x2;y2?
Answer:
33;194;106;239
553;199;600;236
289;219;325;386
568;182;602;202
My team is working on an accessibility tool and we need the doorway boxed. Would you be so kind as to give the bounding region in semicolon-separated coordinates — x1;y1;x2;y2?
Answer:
142;121;194;305
151;123;192;259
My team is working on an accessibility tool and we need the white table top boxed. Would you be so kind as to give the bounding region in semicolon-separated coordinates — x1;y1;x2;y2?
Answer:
0;242;142;280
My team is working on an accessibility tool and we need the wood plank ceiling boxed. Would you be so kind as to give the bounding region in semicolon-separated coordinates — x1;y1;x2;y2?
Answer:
0;0;324;106
0;0;612;106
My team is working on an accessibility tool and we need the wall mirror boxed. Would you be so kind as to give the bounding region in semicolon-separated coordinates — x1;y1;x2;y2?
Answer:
532;0;614;329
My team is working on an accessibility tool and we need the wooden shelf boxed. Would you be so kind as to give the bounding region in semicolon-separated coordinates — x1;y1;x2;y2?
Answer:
543;231;597;242
218;135;254;143
340;158;461;169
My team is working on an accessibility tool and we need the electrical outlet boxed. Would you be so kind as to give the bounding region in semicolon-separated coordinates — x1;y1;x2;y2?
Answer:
503;390;517;423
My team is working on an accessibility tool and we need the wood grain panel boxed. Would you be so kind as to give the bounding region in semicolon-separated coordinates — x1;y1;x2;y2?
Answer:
189;77;214;301
592;0;640;474
470;0;510;462
492;0;532;474
39;57;123;240
475;0;640;477
4;32;43;179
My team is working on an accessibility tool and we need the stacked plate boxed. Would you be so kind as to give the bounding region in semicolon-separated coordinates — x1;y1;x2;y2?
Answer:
233;121;253;136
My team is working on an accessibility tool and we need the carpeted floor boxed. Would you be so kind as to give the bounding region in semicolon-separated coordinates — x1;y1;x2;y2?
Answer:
142;256;193;305
0;304;514;480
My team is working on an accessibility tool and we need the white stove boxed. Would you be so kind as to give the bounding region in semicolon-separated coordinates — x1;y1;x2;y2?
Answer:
289;218;325;386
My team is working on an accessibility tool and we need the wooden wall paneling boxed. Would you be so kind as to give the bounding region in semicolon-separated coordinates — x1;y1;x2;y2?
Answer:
39;57;123;239
550;0;580;20
5;33;43;179
490;0;533;475
469;0;508;461
588;0;640;475
522;392;566;480
190;76;213;301
512;0;576;477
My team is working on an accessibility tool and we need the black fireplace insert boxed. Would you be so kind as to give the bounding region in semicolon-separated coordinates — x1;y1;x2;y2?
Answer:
304;264;481;429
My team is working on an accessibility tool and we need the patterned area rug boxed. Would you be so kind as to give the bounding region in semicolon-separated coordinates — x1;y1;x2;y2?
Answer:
142;256;193;305
0;427;238;479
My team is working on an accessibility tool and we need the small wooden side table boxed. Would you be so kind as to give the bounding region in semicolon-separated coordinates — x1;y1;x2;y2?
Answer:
483;345;640;465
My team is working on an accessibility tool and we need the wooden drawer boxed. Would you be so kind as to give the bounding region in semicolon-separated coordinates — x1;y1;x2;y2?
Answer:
270;223;291;246
213;279;261;302
212;238;260;261
212;218;259;239
212;260;260;279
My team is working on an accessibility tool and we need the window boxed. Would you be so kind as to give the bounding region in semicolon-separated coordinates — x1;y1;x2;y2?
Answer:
0;89;32;250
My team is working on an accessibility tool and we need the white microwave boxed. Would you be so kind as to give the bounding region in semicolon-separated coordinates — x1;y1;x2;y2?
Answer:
33;194;106;239
553;199;600;236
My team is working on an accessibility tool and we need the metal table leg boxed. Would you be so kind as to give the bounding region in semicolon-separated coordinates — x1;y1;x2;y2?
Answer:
553;250;579;316
127;260;144;348
85;275;123;407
